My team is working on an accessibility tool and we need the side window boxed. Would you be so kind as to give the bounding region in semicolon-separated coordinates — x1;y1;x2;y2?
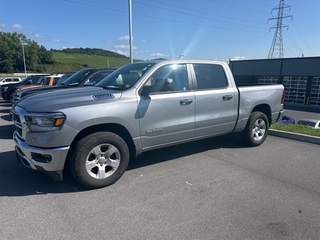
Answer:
5;79;12;82
88;71;111;84
194;64;228;90
145;64;189;94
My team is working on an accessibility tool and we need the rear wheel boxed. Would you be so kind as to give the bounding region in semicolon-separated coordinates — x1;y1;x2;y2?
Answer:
240;112;269;147
9;91;15;103
69;131;130;189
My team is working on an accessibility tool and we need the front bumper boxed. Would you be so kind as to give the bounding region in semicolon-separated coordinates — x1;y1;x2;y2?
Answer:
14;131;70;181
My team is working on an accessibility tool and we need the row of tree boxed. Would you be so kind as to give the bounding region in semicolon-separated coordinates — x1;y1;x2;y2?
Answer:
0;31;54;73
52;47;127;58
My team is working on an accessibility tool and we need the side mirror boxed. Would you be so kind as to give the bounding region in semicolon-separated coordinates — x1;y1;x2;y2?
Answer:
27;79;32;84
140;85;153;96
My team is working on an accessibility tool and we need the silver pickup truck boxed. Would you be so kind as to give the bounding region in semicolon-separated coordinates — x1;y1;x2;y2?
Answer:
11;60;284;189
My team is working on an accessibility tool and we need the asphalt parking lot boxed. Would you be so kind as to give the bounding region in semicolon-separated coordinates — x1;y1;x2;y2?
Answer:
1;99;320;239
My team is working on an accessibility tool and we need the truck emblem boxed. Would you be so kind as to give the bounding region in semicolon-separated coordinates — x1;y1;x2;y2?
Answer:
92;94;114;100
146;128;163;134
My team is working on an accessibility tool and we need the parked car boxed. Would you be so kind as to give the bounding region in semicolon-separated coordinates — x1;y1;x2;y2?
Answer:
0;77;22;85
0;74;49;102
11;60;284;189
56;73;74;85
12;68;116;104
13;74;64;96
297;118;320;129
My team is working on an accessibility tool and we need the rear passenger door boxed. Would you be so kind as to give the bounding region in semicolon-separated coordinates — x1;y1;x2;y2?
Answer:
138;64;195;148
193;63;237;137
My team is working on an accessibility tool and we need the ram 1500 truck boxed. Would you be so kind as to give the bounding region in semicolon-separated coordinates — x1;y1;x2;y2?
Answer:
11;60;284;189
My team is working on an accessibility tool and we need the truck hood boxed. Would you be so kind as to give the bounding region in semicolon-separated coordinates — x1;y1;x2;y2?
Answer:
16;87;122;112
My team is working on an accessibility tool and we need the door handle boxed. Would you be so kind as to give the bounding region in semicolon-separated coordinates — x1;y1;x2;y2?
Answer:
223;95;233;101
180;99;193;105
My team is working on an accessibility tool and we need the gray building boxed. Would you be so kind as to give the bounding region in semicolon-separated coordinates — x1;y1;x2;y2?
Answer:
229;57;320;113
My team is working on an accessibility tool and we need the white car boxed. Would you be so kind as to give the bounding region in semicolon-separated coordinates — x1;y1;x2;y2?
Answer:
0;77;22;85
297;118;320;129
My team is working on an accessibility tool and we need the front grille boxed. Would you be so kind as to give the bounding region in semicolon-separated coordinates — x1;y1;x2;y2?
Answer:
12;112;21;124
12;111;24;140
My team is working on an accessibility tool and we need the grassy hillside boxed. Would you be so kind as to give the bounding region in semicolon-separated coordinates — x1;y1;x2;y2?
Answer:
46;52;136;73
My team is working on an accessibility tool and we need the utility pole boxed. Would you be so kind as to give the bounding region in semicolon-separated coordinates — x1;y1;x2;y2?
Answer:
128;0;133;63
19;38;27;77
267;0;292;59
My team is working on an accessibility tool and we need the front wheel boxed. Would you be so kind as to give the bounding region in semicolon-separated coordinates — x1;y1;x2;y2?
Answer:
240;112;269;147
69;131;130;189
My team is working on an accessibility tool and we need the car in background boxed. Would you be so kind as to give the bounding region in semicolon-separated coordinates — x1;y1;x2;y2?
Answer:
297;118;320;129
13;68;116;104
56;73;74;85
0;77;22;85
0;74;49;102
12;74;64;103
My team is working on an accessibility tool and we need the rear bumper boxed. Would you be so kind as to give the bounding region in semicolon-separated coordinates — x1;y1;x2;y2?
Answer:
276;109;285;122
14;131;70;181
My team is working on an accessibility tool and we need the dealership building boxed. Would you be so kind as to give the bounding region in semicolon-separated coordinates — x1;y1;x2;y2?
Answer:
229;56;320;113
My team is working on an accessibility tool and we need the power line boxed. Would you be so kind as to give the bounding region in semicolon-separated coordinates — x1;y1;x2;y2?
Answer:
211;0;270;16
149;0;266;25
64;0;268;33
134;0;267;30
291;19;316;56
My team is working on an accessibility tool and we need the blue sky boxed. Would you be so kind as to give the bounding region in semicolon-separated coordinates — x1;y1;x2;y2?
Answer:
1;0;319;61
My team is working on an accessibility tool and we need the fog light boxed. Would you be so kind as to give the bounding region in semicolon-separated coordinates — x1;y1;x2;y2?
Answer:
31;152;52;163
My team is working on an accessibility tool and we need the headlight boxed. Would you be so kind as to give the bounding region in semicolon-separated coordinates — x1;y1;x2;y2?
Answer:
24;112;66;131
2;86;9;92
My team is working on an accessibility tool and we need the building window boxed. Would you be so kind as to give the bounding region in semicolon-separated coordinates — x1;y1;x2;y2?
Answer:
282;76;307;105
310;77;320;106
257;76;278;84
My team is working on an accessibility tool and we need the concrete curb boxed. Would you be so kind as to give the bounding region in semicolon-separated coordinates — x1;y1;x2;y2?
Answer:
269;129;320;145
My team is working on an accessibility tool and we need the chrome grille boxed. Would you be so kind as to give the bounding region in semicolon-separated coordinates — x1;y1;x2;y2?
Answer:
11;111;24;140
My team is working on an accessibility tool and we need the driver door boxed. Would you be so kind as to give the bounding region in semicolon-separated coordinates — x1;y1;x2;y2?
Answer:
137;64;195;149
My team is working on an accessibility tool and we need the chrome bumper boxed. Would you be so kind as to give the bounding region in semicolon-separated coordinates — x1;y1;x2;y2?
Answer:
14;131;70;181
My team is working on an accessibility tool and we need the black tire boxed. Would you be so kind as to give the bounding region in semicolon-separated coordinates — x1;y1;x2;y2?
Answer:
240;112;269;147
69;131;130;189
9;92;15;103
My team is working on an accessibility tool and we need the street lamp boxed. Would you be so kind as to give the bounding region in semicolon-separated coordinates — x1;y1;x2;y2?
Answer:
128;0;133;63
19;38;27;77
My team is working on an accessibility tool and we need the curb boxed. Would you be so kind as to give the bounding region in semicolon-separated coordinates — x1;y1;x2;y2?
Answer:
269;129;320;145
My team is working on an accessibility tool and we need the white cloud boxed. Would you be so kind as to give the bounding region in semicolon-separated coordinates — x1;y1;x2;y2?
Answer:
115;50;128;56
140;39;146;43
118;35;133;41
114;44;137;50
35;33;48;39
150;53;169;57
52;39;66;43
12;24;22;29
0;23;5;30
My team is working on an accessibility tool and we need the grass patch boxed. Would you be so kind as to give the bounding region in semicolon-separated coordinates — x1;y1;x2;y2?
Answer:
270;123;320;137
45;52;142;73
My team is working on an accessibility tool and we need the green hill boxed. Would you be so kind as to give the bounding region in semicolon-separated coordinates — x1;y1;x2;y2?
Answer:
46;48;140;73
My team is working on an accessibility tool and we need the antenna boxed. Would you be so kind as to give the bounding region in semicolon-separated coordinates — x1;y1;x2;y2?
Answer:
267;0;293;59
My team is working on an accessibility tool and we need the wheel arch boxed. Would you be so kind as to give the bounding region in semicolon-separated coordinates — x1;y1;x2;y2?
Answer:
251;104;271;126
66;123;136;165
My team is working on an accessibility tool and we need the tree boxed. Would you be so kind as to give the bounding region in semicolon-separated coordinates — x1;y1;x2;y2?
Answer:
0;31;53;73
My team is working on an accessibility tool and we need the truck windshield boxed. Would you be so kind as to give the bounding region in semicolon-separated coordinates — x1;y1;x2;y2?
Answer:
96;63;155;90
58;69;95;86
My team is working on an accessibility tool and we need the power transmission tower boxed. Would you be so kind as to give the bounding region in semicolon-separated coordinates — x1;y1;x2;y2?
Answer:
267;0;293;59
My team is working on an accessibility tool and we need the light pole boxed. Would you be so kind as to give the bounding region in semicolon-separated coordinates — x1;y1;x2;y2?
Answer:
19;38;27;77
128;0;133;63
